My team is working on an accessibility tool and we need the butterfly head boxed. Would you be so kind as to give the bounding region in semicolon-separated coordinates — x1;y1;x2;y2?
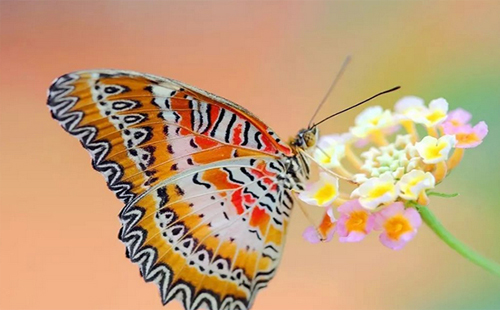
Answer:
291;127;319;151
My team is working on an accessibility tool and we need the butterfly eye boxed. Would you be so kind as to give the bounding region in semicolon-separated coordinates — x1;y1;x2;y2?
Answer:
293;133;306;148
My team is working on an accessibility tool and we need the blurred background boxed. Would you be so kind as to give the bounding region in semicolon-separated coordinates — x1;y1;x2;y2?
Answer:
1;1;499;309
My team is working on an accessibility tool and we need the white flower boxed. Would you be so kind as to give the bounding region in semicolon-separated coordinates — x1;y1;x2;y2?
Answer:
395;97;449;128
415;135;457;164
298;172;340;207
414;98;449;127
397;170;436;200
395;96;426;121
423;98;449;127
349;106;395;138
314;134;347;168
351;172;398;210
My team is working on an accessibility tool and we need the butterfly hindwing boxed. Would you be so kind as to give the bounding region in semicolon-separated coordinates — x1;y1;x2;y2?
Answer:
120;157;292;310
47;70;295;310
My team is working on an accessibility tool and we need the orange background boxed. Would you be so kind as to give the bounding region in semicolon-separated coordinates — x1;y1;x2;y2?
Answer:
1;1;499;309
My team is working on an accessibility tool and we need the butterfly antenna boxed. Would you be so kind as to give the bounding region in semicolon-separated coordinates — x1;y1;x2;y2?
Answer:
312;86;401;127
307;56;351;129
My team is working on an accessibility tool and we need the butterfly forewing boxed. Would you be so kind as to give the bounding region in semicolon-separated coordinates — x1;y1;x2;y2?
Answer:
47;70;296;310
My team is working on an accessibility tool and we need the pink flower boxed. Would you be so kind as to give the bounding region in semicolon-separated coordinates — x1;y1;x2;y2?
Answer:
374;202;422;250
442;108;488;148
444;122;488;149
303;208;336;243
446;108;471;126
337;200;375;242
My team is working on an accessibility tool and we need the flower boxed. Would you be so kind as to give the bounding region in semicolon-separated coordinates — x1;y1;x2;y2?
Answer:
395;97;448;127
452;122;488;149
298;172;339;207
395;96;426;120
303;208;336;243
374;202;422;250
442;109;488;148
397;170;435;200
421;98;449;127
337;200;375;242
298;95;488;252
415;135;456;164
351;172;398;210
359;134;421;179
444;108;471;127
349;106;395;138
302;227;321;243
313;134;348;168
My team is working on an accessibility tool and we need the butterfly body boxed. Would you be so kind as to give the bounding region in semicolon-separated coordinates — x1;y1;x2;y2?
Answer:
47;70;315;310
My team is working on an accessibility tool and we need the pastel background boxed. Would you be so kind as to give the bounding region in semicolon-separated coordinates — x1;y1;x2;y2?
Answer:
1;1;499;309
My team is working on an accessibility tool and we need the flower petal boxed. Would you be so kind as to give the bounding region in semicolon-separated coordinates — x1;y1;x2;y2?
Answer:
298;172;340;207
395;96;425;114
415;135;456;164
397;170;436;200
336;200;374;242
454;121;488;148
404;207;423;228
351;172;398;210
446;108;471;126
350;106;395;138
302;226;322;244
374;202;420;250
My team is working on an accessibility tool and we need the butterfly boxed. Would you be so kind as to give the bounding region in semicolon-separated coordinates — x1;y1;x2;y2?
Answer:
47;70;321;310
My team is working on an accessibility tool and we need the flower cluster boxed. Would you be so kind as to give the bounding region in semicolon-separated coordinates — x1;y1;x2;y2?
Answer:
299;97;488;250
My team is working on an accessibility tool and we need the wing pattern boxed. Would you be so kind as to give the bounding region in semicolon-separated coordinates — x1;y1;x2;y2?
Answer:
119;158;294;310
48;71;292;203
47;70;299;310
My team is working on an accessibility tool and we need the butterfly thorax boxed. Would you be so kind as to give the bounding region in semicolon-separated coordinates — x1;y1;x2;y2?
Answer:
278;153;310;191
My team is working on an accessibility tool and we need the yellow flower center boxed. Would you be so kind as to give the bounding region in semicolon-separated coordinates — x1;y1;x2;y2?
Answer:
370;116;381;126
320;154;331;164
424;142;446;160
402;175;426;196
346;211;369;233
456;132;479;145
384;215;413;240
408;176;424;187
426;110;446;124
368;182;393;199
313;183;337;205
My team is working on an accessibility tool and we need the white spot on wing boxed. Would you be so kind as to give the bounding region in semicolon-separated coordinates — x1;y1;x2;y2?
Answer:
152;85;178;97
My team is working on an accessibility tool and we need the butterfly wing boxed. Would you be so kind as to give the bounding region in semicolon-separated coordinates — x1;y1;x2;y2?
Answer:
47;70;295;310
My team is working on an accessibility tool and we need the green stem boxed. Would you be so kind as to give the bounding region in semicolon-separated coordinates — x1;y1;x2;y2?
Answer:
418;206;500;277
427;191;459;198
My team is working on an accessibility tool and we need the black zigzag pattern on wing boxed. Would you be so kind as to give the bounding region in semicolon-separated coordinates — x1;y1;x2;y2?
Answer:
47;73;136;204
118;202;250;310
